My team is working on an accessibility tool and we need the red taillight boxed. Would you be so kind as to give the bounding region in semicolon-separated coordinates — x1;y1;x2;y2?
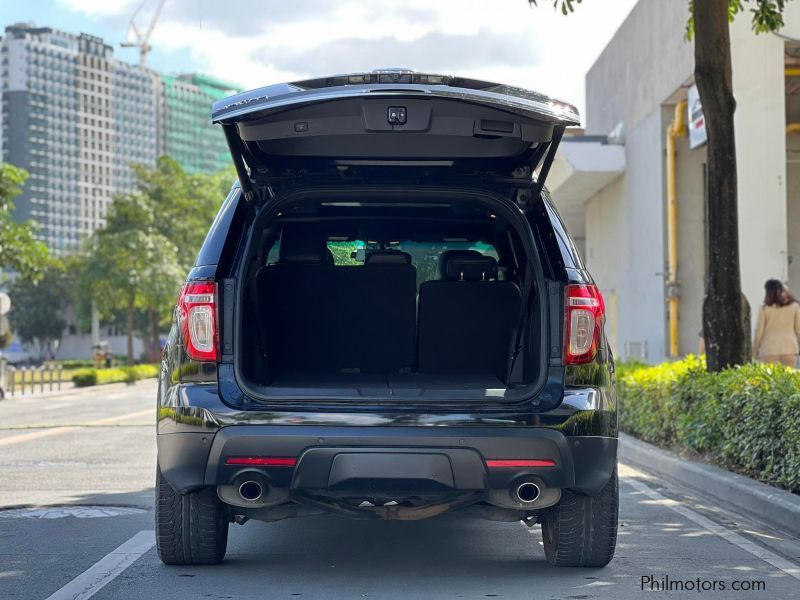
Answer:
486;459;557;468
178;281;218;362
225;457;297;467
564;284;605;365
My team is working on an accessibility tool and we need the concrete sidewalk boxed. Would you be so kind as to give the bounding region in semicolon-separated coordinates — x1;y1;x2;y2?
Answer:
620;432;800;536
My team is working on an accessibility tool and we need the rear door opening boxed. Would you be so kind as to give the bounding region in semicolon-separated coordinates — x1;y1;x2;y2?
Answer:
211;72;579;404
234;189;549;404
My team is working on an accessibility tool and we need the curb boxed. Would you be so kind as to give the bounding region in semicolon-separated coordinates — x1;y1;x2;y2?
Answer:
619;432;800;536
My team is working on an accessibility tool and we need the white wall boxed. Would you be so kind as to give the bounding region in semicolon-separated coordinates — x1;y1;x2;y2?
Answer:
4;334;146;363
783;5;800;291
56;334;145;362
585;176;625;358
582;108;667;363
673;108;708;355
788;116;800;290
730;14;789;317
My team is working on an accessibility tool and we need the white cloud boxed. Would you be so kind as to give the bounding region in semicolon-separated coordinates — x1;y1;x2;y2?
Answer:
59;0;640;123
58;0;136;17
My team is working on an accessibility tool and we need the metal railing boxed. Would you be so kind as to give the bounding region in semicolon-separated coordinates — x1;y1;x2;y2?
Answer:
1;364;63;397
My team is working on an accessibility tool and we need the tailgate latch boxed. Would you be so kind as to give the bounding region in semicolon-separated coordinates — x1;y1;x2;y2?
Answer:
387;106;407;125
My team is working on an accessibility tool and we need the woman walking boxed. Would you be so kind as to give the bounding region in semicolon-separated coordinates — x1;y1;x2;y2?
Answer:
753;279;800;368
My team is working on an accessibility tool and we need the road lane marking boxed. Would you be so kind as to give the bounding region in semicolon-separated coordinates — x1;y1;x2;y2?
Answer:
0;426;78;447
87;408;153;426
0;409;153;447
45;530;154;600
43;403;73;411
623;466;800;581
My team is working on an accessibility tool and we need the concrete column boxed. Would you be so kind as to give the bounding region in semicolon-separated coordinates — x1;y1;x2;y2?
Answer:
730;15;789;319
91;302;100;347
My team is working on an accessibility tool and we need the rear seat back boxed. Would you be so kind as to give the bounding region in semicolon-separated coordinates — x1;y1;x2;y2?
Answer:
256;226;335;372
417;250;521;379
341;254;416;372
257;232;416;374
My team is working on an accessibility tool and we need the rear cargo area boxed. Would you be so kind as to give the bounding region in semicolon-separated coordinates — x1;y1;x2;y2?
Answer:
237;194;544;401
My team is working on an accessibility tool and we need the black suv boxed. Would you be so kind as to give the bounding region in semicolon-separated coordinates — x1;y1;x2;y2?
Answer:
156;71;618;568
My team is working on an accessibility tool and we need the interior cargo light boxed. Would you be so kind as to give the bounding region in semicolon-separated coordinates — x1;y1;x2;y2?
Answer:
486;459;557;468
226;457;298;467
178;281;218;362
563;284;605;365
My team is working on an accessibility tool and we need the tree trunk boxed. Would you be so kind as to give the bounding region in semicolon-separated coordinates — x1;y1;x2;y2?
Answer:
127;295;135;366
150;309;160;363
693;0;750;372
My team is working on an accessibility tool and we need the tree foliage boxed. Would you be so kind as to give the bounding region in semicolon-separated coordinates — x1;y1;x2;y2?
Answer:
686;0;789;39
0;163;51;281
7;263;71;359
129;156;234;270
79;157;232;362
80;192;184;363
528;0;581;16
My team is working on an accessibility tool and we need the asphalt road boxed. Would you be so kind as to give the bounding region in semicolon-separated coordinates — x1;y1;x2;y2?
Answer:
1;382;799;599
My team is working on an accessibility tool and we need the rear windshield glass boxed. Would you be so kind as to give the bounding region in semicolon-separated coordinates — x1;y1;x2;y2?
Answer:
392;241;499;288
266;236;500;289
327;240;366;265
325;239;499;288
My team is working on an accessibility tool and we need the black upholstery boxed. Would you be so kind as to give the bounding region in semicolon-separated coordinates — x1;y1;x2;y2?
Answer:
278;224;330;264
443;254;498;281
257;240;416;374
417;253;521;379
437;249;483;278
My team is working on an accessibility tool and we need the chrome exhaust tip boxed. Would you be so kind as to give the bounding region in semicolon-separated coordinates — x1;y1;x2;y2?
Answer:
515;482;541;504
238;480;265;502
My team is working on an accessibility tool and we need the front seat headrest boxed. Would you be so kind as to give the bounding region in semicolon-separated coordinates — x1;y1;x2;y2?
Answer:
279;225;330;264
443;253;498;281
438;249;483;278
365;250;412;266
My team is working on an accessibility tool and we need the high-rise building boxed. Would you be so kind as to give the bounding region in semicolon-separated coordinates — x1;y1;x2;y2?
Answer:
159;73;238;174
0;24;159;253
0;23;237;254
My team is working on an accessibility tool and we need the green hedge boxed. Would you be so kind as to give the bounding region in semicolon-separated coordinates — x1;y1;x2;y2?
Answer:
58;359;95;370
617;356;800;492
72;364;160;388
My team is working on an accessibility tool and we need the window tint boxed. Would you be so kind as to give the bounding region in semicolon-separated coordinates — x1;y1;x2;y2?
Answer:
392;241;500;290
266;235;499;289
327;240;365;265
541;191;585;270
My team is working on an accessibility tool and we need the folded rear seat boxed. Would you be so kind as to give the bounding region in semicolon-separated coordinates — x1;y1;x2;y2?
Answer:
416;250;521;380
257;232;417;377
335;250;416;373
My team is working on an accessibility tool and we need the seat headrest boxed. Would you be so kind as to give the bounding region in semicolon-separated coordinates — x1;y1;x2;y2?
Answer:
365;250;412;266
279;225;330;264
442;252;498;281
438;250;483;278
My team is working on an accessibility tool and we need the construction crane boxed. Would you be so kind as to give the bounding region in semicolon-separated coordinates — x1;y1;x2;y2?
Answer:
121;0;167;68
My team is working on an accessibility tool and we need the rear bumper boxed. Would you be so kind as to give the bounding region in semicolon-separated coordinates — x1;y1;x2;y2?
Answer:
157;424;617;500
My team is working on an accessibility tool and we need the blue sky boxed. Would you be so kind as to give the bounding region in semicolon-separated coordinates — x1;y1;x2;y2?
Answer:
0;0;641;121
0;1;197;75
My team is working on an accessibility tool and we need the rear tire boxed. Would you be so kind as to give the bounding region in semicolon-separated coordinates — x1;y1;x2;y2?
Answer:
541;468;618;567
156;466;229;565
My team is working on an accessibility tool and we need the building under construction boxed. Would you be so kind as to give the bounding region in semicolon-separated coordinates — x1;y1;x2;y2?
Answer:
0;23;239;254
159;74;239;174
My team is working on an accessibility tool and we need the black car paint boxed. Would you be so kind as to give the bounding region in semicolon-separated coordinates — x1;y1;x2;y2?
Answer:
157;183;617;508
